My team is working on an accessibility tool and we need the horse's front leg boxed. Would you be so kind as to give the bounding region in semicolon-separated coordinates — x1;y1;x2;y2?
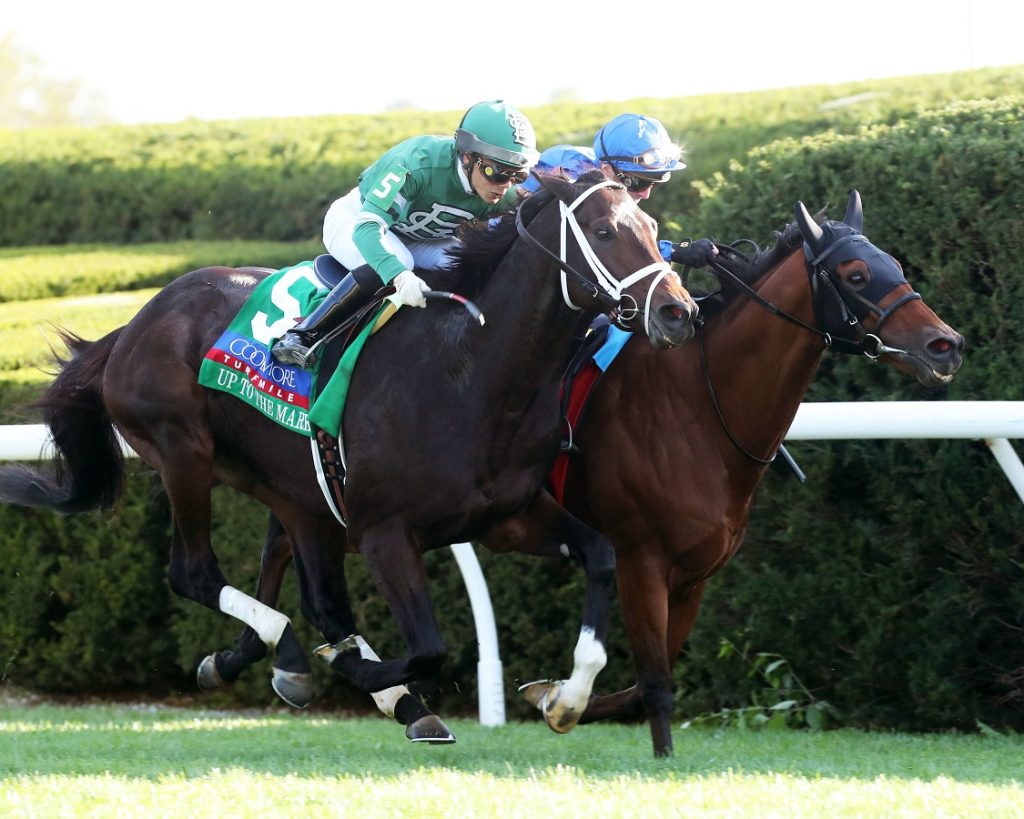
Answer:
574;581;703;757
302;519;454;744
599;548;684;757
483;491;615;734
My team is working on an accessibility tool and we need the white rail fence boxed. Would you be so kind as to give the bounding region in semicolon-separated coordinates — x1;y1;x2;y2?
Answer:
2;401;1023;727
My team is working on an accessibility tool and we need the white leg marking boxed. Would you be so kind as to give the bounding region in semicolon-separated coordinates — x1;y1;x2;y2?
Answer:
354;635;411;719
559;627;607;710
218;586;290;647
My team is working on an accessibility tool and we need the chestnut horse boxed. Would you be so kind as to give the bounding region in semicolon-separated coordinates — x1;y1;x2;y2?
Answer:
0;173;697;744
530;190;964;754
201;191;962;756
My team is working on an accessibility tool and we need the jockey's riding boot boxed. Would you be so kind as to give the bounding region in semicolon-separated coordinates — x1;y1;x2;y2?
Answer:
271;264;383;368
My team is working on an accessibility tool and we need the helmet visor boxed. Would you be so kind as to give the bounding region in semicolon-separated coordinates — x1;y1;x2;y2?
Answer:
455;128;538;169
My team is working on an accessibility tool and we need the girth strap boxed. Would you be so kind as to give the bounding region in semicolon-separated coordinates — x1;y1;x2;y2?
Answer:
311;427;348;526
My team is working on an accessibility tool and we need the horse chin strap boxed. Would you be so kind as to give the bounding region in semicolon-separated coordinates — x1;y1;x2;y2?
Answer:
515;180;672;335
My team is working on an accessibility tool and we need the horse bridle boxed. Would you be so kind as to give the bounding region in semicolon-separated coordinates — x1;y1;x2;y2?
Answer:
708;231;921;360
515;179;676;336
805;232;922;356
701;228;922;464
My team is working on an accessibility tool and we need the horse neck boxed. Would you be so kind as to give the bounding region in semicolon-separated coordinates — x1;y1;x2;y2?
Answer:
471;243;590;400
698;250;828;459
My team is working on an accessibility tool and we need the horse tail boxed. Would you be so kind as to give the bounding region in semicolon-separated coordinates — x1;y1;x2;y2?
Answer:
0;328;125;514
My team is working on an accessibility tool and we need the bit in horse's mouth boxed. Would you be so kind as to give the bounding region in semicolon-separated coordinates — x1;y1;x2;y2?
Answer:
894;350;956;385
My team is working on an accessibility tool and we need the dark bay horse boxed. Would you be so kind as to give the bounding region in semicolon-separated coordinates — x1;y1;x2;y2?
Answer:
0;173;697;742
202;190;962;756
523;191;963;755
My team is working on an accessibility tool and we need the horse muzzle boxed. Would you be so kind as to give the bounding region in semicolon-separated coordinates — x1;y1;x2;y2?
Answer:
644;298;699;349
890;327;965;387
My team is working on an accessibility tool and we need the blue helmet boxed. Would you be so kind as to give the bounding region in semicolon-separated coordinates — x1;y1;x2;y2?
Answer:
593;114;686;175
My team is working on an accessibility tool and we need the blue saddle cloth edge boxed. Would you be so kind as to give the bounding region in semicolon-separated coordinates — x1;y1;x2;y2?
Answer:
593;325;632;371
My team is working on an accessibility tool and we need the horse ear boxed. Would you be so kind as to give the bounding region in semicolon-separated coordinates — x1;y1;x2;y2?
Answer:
534;171;575;201
844;189;864;232
794;200;824;251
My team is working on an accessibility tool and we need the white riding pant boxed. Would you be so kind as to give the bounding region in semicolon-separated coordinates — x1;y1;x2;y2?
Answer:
323;188;460;274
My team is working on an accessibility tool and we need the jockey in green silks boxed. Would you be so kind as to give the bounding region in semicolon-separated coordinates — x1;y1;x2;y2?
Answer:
272;100;539;368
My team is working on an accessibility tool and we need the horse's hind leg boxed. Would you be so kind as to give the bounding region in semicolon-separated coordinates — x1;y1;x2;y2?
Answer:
196;511;302;698
107;338;309;704
483;491;615;734
577;685;645;723
140;433;311;706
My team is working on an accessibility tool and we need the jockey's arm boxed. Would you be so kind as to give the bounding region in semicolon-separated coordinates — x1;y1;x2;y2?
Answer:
352;159;420;284
351;211;406;284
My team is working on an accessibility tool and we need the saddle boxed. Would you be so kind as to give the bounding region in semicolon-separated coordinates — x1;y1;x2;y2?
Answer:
311;253;348;290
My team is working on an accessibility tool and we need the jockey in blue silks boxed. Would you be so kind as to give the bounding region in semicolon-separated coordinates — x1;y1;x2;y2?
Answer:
523;113;718;360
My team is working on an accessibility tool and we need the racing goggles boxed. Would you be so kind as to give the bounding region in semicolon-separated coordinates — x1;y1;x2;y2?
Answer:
603;146;680;168
617;171;671;192
477;157;529;185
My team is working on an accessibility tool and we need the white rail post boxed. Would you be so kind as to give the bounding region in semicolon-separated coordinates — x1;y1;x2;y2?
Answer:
984;438;1024;504
449;541;506;726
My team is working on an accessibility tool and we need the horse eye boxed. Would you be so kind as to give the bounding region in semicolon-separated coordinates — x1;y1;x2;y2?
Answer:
848;271;867;286
594;227;613;241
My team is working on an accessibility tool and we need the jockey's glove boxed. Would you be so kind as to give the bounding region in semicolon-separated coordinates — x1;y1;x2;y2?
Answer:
388;270;429;308
669;239;719;268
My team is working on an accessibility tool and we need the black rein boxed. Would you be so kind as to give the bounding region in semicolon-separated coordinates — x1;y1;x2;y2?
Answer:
514;197;621;312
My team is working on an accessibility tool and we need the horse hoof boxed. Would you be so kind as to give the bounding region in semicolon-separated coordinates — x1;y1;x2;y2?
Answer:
547;703;582;734
518;679;555;710
518;680;579;734
196;654;224;691
271;667;315;709
405;715;456;744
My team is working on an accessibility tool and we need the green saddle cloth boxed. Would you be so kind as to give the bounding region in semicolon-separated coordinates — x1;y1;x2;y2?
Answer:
197;260;389;437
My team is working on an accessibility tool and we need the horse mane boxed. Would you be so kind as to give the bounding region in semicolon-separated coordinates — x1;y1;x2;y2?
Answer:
730;220;805;283
439;170;606;299
695;210;821;317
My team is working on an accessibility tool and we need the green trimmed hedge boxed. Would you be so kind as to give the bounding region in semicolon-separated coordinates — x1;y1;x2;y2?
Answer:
2;67;1021;247
0;239;321;302
1;90;1023;731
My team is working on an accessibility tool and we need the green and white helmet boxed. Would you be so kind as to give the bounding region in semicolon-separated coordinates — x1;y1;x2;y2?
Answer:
455;100;539;169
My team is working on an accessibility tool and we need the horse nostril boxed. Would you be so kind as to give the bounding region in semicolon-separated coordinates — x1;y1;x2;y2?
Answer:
928;334;964;357
658;301;696;326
